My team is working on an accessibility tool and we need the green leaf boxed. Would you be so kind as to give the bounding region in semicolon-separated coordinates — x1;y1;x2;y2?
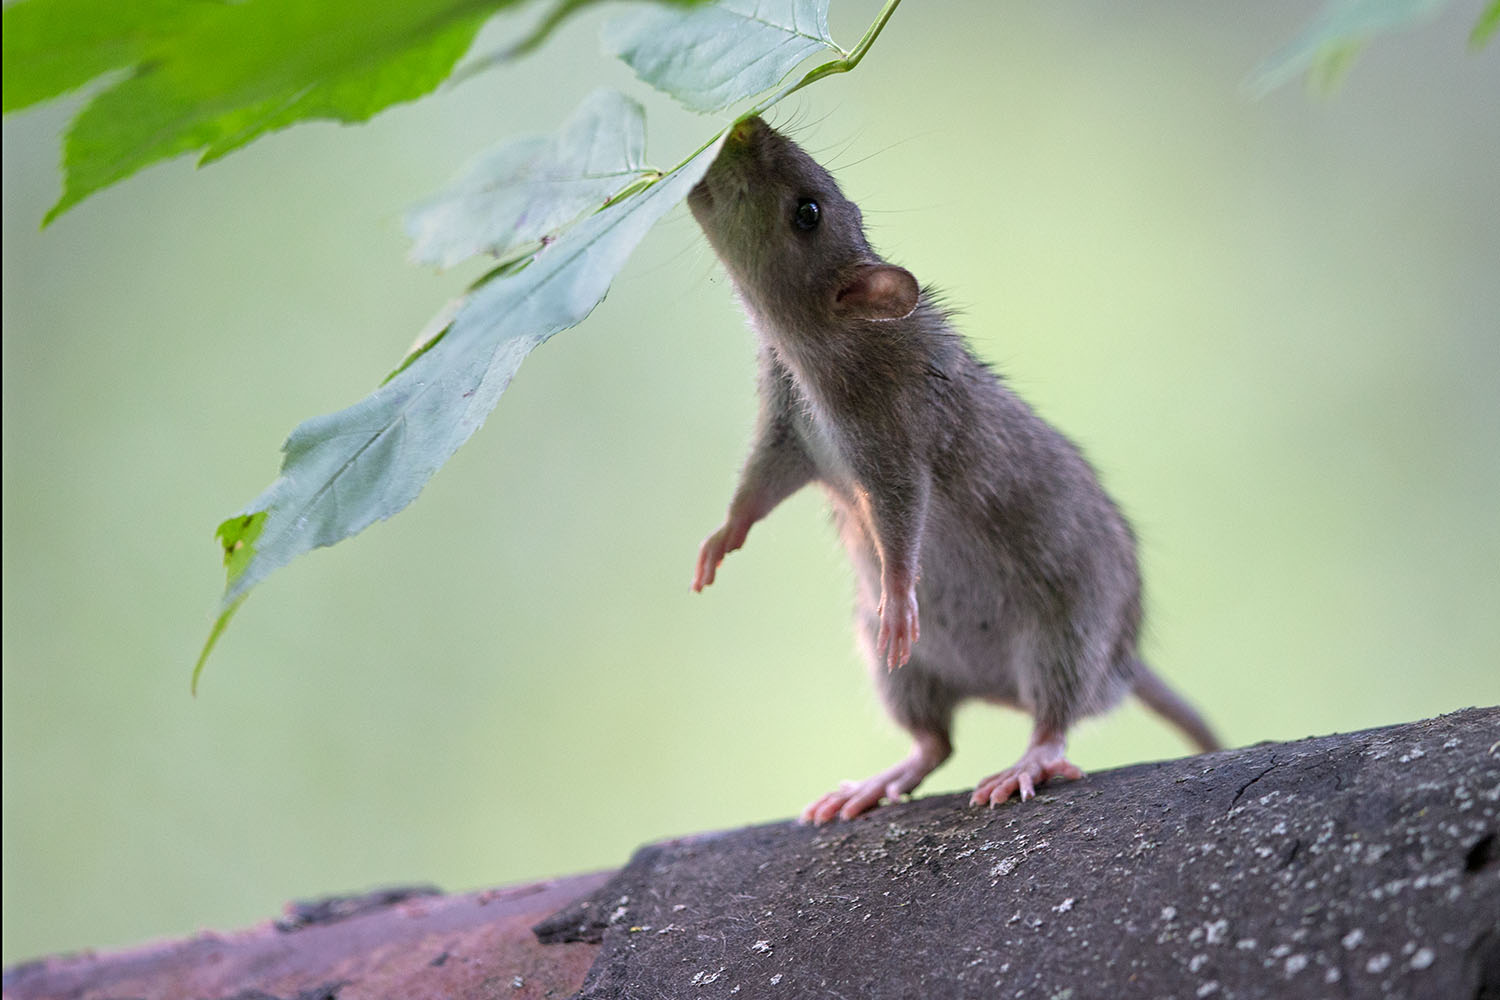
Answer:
40;0;499;225
1474;1;1500;48
192;595;248;696
3;0;713;225
217;511;270;585
406;88;656;271
195;0;907;681
196;131;727;686
0;0;191;113
1246;0;1451;96
191;512;267;692
604;0;842;112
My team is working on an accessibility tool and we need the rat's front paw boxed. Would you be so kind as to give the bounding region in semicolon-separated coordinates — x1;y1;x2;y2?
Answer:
692;529;731;591
876;585;919;670
692;517;751;592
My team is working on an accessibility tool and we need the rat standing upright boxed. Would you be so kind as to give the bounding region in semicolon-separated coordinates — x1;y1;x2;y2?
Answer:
688;118;1220;823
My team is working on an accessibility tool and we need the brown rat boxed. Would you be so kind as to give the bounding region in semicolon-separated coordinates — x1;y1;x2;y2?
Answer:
688;117;1220;823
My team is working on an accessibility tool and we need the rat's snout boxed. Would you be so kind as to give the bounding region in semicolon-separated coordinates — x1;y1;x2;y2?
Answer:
726;116;766;150
690;119;764;220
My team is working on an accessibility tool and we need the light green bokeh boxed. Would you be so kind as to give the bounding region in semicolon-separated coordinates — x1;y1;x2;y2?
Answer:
3;1;1497;964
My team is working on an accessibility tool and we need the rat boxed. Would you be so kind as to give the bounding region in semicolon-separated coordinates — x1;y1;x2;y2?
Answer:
687;117;1220;824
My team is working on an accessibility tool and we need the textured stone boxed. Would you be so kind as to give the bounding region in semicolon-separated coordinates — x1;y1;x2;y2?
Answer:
537;708;1500;1000
8;711;1495;1000
4;874;608;1000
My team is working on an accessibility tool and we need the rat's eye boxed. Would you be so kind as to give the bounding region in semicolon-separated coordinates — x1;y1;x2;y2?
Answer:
793;199;821;232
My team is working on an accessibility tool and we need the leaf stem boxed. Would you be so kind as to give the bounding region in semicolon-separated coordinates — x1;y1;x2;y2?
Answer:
793;0;904;94
628;0;908;205
841;0;905;69
746;0;904;115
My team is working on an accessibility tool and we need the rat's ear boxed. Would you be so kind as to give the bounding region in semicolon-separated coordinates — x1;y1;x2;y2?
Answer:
834;264;920;321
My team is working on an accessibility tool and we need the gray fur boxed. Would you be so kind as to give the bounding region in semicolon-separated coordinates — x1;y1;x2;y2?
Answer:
689;118;1217;777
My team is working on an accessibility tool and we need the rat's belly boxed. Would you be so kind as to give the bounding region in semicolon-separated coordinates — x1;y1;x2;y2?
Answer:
910;529;1042;703
830;494;1042;703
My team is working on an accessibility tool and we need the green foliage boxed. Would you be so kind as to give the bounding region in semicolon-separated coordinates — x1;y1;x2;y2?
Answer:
0;0;190;112
210;126;722;627
188;0;890;684
4;0;1484;685
1;0;711;225
216;512;269;585
191;513;267;693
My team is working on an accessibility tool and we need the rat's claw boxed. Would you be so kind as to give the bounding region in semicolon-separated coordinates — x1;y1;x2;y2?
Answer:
876;586;919;670
801;781;869;825
800;734;949;824
802;780;891;825
693;517;751;592
971;742;1083;808
692;537;721;591
887;636;909;671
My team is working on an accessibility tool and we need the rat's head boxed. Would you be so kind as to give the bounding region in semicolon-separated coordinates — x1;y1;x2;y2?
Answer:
689;117;918;326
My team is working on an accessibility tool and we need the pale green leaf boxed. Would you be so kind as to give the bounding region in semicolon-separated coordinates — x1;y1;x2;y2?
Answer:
1246;0;1452;96
194;0;908;679
456;0;708;73
604;0;841;112
199;133;726;681
406;88;656;271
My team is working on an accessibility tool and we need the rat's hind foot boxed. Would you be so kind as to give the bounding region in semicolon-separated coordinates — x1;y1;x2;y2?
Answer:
970;728;1083;806
801;732;950;825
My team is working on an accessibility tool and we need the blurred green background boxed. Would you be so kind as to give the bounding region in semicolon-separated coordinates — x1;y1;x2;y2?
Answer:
3;0;1497;965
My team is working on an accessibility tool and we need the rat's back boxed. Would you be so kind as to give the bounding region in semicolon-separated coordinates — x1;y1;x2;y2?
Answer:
900;322;1144;725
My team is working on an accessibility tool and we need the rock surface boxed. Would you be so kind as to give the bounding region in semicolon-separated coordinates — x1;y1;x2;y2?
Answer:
4;875;608;1000
6;709;1496;1000
537;707;1499;1000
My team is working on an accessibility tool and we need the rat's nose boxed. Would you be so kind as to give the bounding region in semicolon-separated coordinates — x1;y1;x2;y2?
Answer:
727;117;764;148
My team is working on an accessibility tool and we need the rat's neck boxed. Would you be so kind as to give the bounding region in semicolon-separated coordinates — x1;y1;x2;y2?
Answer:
735;288;840;373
